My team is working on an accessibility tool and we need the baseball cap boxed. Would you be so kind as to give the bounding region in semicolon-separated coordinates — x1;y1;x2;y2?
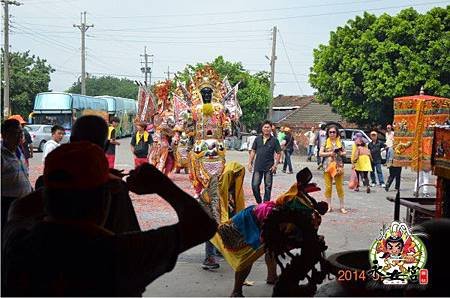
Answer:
44;141;110;190
8;114;26;124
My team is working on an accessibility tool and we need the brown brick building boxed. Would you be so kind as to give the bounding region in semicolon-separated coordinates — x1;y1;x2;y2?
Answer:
272;95;355;151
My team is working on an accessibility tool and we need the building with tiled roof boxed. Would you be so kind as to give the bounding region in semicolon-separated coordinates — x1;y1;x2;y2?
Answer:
271;95;355;151
272;95;353;128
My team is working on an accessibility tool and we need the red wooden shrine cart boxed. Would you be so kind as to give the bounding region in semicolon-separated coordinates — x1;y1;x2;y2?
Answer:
389;89;450;224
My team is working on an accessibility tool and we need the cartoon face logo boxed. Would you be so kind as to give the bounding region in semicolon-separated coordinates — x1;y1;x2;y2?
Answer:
386;236;404;257
368;222;427;285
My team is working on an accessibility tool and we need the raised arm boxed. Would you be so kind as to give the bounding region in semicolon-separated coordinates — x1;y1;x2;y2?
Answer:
126;163;217;253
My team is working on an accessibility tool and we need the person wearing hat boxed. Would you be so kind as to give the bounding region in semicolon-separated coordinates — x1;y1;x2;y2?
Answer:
1;119;33;228
2;142;217;296
8;115;33;169
368;130;387;187
351;132;372;193
282;127;298;174
131;121;153;167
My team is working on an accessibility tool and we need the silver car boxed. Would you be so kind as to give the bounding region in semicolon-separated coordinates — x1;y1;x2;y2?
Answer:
339;128;386;163
24;124;70;152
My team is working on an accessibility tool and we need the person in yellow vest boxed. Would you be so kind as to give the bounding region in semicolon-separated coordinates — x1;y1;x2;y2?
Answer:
130;122;153;168
106;117;121;168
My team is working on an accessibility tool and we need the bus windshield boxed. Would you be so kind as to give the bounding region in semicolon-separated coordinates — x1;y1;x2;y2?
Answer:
33;114;72;130
34;93;72;110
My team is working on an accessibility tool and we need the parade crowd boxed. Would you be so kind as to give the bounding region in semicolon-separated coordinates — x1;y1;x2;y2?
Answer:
1;113;433;297
0;68;440;297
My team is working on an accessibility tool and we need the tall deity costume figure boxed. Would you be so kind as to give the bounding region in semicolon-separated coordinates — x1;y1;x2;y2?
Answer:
171;66;244;225
188;67;232;207
171;84;196;174
148;80;176;175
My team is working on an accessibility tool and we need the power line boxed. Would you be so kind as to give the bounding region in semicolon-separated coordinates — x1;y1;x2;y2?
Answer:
86;36;268;44
86;32;268;39
11;22;78;52
278;29;305;95
89;0;384;19
88;1;449;32
53;67;165;80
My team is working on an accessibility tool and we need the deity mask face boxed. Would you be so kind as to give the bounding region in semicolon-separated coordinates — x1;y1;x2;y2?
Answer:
200;87;213;104
386;238;404;257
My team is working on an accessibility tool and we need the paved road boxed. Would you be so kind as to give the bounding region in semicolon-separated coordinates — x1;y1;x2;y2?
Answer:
28;138;436;297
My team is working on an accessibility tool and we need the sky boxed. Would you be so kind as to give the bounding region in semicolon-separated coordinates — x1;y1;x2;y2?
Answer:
5;0;449;97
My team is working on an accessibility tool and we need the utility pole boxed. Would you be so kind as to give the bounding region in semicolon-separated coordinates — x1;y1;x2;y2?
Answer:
267;26;277;121
165;66;172;80
73;11;93;95
140;46;153;86
2;0;22;118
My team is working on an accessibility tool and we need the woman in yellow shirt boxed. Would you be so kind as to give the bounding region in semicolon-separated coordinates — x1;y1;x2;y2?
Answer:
351;133;372;193
319;125;347;213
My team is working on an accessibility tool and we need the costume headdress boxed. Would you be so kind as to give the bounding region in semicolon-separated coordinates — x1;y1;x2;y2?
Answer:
191;65;222;105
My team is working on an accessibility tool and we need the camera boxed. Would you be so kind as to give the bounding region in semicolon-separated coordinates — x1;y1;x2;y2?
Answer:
334;148;342;154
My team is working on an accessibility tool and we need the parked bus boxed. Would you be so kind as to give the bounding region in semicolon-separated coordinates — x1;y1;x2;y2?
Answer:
95;95;137;138
32;92;108;132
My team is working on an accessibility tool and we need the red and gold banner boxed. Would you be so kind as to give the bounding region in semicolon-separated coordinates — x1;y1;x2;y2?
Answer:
136;86;156;123
432;126;450;180
393;95;450;171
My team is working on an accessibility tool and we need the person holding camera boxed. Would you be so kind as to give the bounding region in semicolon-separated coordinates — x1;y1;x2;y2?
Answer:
319;125;347;213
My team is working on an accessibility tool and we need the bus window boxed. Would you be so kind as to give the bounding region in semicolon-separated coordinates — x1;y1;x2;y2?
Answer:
34;93;72;110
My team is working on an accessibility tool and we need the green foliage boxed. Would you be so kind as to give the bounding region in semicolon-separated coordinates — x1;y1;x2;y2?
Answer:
66;76;138;99
175;56;271;130
310;6;450;127
1;50;54;118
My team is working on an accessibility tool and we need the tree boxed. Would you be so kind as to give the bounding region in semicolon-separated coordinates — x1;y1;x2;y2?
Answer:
175;56;271;130
309;7;450;127
66;76;138;99
1;51;54;118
